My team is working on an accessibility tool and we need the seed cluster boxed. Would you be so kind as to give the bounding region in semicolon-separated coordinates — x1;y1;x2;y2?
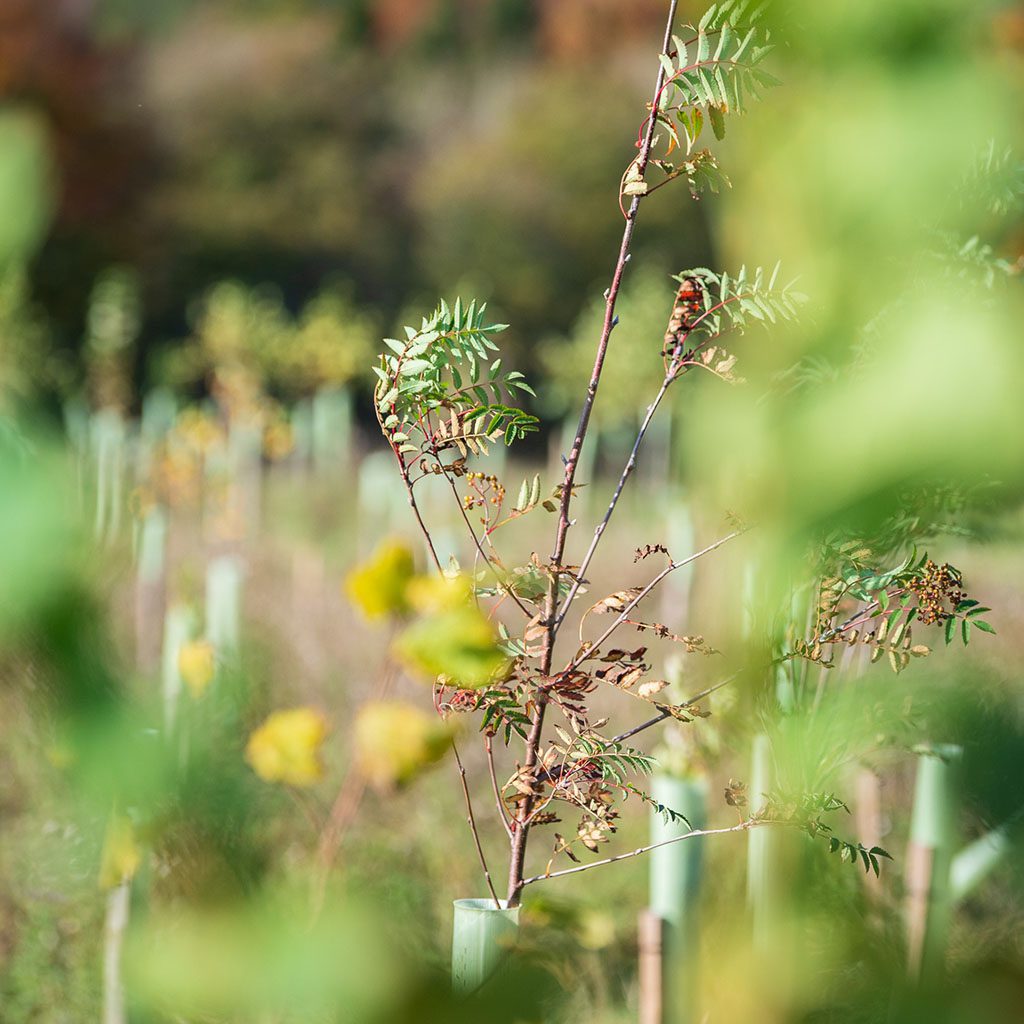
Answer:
909;559;965;626
462;471;505;510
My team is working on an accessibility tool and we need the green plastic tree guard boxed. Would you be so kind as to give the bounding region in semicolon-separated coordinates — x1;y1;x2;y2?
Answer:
135;506;168;672
649;773;707;1022
451;898;519;994
292;398;314;465
140;386;177;445
747;732;779;949
228;421;263;536
905;744;962;982
91;408;125;543
205;555;242;658
312;385;352;472
650;775;706;926
950;826;1011;902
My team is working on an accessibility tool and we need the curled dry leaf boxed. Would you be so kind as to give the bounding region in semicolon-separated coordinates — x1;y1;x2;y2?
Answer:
638;679;669;699
724;778;748;808
592;589;643;614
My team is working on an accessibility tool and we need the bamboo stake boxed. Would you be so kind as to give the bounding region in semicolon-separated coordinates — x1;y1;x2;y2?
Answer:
638;909;665;1024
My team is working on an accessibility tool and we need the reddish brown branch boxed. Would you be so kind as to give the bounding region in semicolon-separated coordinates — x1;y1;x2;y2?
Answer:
505;0;681;908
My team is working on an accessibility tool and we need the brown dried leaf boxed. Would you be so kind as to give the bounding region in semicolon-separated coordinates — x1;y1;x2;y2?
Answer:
638;679;668;699
724;779;747;808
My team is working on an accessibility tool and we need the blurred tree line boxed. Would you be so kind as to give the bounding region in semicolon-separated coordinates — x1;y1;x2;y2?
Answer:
0;0;712;415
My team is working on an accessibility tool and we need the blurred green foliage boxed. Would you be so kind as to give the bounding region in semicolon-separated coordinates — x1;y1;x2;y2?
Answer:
0;2;1023;1023
0;108;54;269
685;0;1024;616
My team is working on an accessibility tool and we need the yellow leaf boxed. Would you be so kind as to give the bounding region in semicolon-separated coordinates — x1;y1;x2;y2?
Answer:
353;701;451;790
404;572;474;614
395;602;508;689
245;707;329;787
179;640;216;699
344;539;416;620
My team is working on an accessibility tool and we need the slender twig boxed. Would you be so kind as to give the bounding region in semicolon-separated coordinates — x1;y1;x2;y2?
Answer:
453;741;500;907
287;788;323;834
441;471;532;617
486;735;513;839
400;487;500;904
399;466;442;572
505;1;681;908
610;670;744;744
568;528;745;674
554;366;678;631
554;284;790;636
521;820;757;887
380;398;508;909
311;655;399;918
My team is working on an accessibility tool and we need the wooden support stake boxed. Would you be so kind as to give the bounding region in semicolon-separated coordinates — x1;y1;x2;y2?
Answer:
638;909;665;1024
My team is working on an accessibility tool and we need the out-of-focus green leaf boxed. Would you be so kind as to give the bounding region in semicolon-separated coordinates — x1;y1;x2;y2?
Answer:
0;107;54;266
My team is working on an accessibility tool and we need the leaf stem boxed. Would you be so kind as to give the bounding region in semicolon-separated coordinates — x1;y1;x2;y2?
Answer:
399;464;442;572
567;528;746;674
441;470;532;617
610;669;744;744
486;734;514;839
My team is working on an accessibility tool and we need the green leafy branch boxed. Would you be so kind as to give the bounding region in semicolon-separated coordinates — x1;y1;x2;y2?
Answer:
620;2;776;206
656;1;776;144
757;790;894;876
679;263;806;337
622;782;693;829
961;140;1024;218
793;547;995;674
374;298;538;464
661;263;806;384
